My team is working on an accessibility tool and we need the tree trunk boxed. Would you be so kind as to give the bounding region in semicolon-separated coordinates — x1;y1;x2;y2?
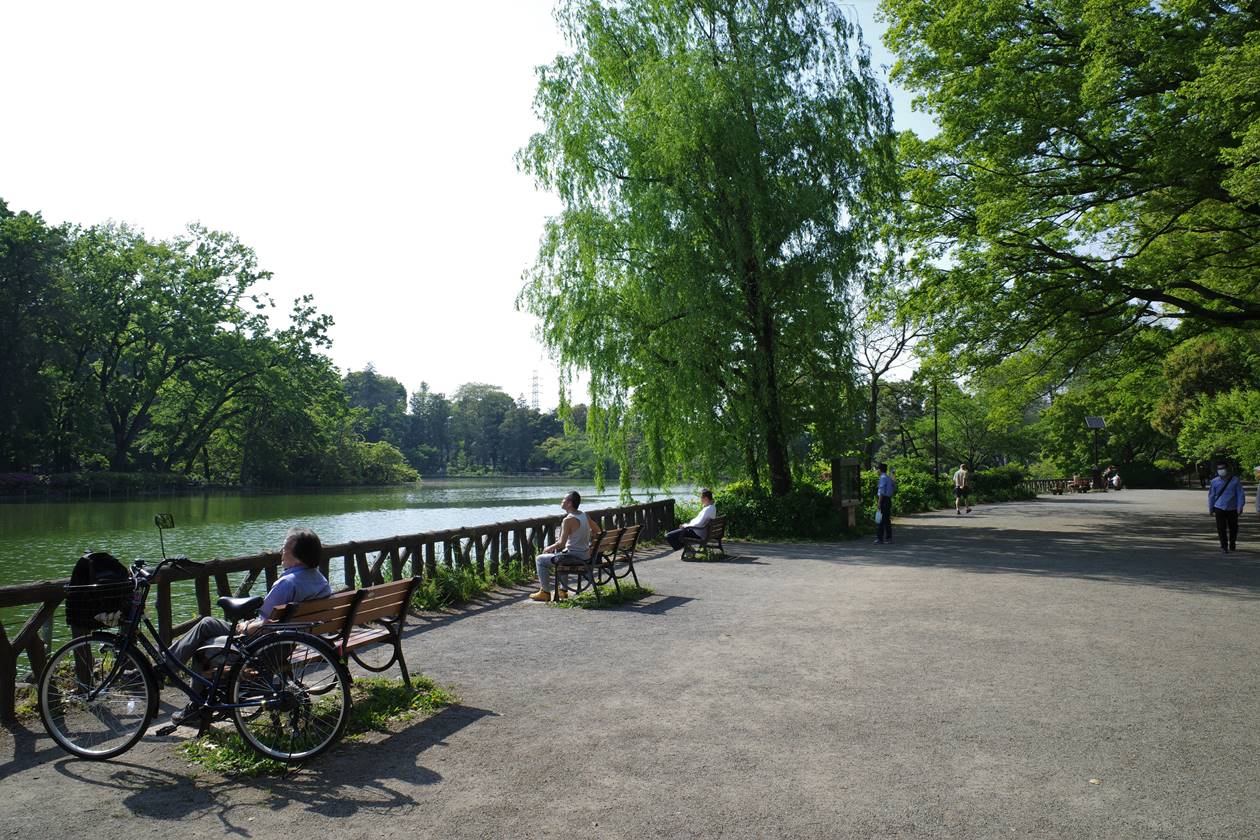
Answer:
864;378;880;469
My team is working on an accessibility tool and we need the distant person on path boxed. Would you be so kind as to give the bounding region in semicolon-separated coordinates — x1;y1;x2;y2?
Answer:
1197;461;1210;489
952;463;972;514
530;490;597;603
164;526;331;724
1207;462;1246;554
666;488;716;551
875;462;896;544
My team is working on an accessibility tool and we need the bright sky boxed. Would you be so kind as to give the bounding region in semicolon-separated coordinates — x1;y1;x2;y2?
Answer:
0;1;930;410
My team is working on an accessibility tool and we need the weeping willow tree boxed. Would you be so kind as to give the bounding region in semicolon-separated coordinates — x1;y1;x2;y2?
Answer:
519;0;897;494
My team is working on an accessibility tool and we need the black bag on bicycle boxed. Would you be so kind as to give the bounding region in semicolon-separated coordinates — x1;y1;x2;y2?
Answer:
65;551;134;628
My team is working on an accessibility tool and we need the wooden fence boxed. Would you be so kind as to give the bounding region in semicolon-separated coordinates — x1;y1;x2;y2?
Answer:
0;498;675;724
1019;478;1070;494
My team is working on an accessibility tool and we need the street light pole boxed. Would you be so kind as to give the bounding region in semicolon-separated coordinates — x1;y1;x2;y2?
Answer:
933;379;939;480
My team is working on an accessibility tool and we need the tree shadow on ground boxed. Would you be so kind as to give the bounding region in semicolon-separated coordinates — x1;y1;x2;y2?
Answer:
40;702;493;830
788;499;1260;599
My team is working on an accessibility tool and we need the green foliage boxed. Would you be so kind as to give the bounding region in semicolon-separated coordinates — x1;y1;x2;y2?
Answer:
885;0;1260;375
355;440;419;485
1038;363;1176;474
713;480;849;540
178;676;458;776
859;466;947;518
411;558;534;611
520;0;898;495
1153;334;1260;439
551;583;654;609
1178;389;1260;471
345;365;409;448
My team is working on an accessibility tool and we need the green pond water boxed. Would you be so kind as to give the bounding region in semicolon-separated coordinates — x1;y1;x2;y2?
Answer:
0;479;686;643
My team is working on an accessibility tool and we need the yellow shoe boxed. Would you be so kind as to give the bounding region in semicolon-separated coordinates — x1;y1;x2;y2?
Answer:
555;589;568;601
528;590;551;602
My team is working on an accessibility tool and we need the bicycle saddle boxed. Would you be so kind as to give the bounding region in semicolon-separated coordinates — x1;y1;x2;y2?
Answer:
218;595;264;621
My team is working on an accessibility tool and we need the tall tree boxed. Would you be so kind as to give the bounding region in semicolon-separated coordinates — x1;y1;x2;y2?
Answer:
63;223;269;470
344;364;408;446
520;0;897;494
0;201;69;469
884;0;1260;370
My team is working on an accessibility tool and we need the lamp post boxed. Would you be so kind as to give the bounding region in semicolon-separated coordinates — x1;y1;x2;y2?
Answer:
1085;416;1106;488
933;379;939;480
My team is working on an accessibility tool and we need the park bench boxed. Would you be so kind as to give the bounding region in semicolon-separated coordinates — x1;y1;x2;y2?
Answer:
552;527;615;604
602;523;642;588
681;516;727;561
1069;477;1091;493
272;576;420;687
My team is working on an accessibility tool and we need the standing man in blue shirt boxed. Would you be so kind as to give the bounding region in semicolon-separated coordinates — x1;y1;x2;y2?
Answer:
1208;462;1246;554
875;462;896;544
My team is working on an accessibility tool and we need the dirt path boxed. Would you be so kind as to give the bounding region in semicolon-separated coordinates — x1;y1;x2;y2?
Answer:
3;489;1259;839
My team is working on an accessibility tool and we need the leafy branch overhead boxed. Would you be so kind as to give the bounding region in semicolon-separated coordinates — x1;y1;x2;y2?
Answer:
883;0;1260;369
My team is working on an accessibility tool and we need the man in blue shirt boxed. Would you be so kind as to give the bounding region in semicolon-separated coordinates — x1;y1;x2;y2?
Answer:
875;463;896;544
164;527;332;724
1207;462;1246;554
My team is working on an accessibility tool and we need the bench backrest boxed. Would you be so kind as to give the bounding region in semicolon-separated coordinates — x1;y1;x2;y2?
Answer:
616;524;641;555
707;517;727;540
593;527;624;562
354;577;418;626
276;588;364;638
274;577;417;640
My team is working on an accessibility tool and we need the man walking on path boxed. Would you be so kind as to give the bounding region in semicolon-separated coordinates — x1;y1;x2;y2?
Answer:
1208;462;1246;554
953;463;972;515
875;462;895;544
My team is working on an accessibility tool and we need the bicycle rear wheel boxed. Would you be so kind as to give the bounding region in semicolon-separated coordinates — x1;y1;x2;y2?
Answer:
38;633;155;759
230;631;350;763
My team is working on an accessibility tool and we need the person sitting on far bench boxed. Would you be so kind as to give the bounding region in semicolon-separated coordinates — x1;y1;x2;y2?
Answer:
666;488;716;551
162;527;332;725
530;490;598;603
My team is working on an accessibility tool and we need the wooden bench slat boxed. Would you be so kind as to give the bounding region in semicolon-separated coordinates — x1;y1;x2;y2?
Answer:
353;603;408;625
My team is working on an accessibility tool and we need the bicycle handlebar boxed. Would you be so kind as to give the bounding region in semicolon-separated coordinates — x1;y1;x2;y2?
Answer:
132;555;200;579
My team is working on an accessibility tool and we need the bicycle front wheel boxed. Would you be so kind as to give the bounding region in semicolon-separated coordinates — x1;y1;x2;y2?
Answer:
230;632;350;763
38;633;155;759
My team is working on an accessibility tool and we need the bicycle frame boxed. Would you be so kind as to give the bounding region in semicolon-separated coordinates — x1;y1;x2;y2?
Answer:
93;560;268;715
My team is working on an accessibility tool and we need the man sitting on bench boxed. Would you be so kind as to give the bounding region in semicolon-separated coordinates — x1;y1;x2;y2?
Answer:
666;489;716;552
530;490;598;603
162;527;332;725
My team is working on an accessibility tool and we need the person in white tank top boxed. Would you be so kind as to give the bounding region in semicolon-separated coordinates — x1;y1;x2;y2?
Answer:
530;490;598;602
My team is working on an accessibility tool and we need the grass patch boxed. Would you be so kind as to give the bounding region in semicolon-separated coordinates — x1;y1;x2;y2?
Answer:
178;675;458;776
411;558;534;610
551;583;654;609
13;685;38;722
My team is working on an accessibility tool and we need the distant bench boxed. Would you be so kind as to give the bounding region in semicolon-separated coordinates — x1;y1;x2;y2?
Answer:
273;577;419;686
681;516;727;562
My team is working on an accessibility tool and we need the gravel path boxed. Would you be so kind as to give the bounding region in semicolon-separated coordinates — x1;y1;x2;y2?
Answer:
3;489;1259;839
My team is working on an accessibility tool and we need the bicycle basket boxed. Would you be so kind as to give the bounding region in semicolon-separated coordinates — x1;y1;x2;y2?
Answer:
64;577;135;628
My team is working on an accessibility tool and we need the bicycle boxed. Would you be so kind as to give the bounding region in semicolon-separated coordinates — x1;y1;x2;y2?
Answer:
38;516;351;763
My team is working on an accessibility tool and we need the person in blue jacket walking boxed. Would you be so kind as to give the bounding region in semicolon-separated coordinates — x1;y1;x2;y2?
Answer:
1208;461;1246;554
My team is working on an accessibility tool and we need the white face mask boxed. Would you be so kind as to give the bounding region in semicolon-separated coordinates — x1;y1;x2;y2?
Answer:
1218;469;1228;477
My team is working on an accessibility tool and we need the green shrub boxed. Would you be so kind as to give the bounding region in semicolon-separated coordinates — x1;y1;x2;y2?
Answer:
1115;461;1179;489
411;557;532;610
713;480;849;539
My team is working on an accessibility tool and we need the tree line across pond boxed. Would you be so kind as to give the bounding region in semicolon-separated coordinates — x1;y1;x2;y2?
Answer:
0;200;610;488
